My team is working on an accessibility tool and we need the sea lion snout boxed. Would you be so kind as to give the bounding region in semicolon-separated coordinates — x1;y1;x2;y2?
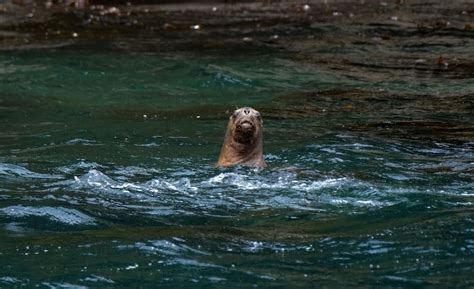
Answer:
232;107;261;125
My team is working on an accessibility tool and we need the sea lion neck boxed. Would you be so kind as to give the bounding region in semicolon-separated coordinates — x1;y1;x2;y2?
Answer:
219;129;264;167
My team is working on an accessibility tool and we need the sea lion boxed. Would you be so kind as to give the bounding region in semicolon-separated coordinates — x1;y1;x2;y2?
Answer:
217;107;267;168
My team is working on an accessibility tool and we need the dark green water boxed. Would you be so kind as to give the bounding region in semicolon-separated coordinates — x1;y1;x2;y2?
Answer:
1;31;473;288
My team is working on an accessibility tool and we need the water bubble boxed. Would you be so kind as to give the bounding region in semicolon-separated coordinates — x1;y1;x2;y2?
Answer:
125;264;139;270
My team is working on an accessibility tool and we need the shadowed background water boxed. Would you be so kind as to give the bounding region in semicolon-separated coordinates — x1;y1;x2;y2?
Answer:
0;1;473;288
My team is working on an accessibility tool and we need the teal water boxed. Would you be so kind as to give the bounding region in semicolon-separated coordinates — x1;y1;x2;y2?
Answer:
0;38;473;288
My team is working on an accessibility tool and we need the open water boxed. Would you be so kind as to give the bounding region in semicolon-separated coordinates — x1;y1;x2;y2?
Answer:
0;4;473;288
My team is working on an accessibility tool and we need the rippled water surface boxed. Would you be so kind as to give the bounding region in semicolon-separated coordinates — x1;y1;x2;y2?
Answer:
1;5;474;287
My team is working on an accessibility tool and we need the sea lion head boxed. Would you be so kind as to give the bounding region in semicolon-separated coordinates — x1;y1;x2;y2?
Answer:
229;107;263;144
217;107;267;168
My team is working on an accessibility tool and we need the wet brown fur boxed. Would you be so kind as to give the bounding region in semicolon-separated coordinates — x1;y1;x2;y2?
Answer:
217;107;267;168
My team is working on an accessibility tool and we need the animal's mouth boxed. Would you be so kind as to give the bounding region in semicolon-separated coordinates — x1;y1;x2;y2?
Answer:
238;120;254;131
234;119;256;144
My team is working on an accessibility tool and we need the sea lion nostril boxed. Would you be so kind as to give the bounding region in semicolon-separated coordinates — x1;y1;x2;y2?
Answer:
244;108;250;115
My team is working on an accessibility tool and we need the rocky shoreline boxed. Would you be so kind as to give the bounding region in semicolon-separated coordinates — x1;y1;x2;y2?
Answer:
0;0;472;51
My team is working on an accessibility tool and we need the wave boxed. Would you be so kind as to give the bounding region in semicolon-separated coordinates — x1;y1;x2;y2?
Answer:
44;168;398;214
0;163;62;180
0;205;96;225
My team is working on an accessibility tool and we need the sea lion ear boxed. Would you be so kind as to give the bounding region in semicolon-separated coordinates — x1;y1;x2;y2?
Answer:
256;111;262;123
231;109;240;119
